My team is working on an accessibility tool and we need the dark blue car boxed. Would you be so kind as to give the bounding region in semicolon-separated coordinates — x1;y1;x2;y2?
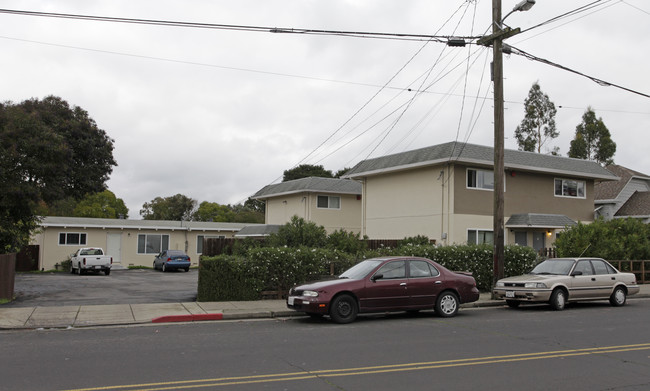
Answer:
153;250;191;272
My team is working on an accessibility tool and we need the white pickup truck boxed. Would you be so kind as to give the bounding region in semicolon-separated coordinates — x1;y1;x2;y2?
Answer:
70;247;113;275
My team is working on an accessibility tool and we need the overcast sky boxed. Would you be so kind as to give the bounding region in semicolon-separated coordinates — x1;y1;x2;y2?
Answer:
2;1;649;218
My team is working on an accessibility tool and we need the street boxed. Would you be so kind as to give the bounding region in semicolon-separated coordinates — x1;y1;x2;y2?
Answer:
2;299;650;390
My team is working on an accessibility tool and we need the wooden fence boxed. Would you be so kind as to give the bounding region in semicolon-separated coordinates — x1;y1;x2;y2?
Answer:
612;260;650;284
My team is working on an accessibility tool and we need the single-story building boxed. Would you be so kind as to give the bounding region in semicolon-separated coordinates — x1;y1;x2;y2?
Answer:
31;216;259;270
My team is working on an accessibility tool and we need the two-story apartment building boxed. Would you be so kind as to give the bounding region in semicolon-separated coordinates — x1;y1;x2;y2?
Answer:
342;142;618;251
251;177;362;234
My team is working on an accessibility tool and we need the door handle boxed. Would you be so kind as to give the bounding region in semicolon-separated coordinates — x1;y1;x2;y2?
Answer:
400;283;407;286
591;278;596;281
435;281;442;284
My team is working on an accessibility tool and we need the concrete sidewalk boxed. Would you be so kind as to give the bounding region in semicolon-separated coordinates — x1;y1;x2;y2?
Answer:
2;288;648;329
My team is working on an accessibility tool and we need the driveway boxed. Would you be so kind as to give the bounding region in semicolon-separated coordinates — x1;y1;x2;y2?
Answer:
6;269;198;307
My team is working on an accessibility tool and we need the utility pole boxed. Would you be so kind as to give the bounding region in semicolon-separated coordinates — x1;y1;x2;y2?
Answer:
492;0;506;288
477;0;534;292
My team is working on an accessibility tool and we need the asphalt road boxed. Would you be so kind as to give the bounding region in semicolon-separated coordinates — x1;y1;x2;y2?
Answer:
2;299;649;390
8;269;198;307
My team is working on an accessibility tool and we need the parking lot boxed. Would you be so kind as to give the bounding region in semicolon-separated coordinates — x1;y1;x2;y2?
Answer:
7;269;198;307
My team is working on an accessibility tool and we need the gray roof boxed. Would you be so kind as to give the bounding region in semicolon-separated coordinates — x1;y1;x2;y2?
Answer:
505;213;577;229
342;142;618;181
234;225;281;237
615;191;650;217
39;216;256;232
595;164;650;201
252;177;362;199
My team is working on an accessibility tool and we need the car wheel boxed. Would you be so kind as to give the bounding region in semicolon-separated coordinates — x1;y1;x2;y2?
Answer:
549;289;566;311
329;294;358;324
609;286;627;307
76;263;82;275
184;267;190;272
435;291;459;317
506;300;521;308
105;269;111;276
162;263;167;272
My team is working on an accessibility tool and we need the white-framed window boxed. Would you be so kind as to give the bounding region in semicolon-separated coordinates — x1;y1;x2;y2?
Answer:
196;235;226;254
137;234;169;254
554;178;585;198
467;229;493;245
317;195;341;209
467;168;494;190
58;232;87;246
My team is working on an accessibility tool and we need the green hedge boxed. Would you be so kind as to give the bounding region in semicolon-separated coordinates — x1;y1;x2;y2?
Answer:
198;244;538;301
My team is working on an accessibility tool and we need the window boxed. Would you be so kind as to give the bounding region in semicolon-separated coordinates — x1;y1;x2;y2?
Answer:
137;234;169;254
514;232;527;247
554;178;585;198
197;235;226;254
317;195;341;209
468;229;493;245
574;260;593;275
592;260;615;275
467;168;494;190
59;232;87;246
409;260;440;278
375;261;406;279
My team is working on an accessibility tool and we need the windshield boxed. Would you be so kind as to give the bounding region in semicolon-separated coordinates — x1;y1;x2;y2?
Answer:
530;259;575;275
339;259;383;280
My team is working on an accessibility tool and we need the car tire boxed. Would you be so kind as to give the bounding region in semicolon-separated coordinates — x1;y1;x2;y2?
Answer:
162;263;167;272
506;300;521;308
609;286;627;307
76;264;82;275
184;267;190;272
549;289;566;311
435;291;459;317
329;294;358;324
105;269;110;276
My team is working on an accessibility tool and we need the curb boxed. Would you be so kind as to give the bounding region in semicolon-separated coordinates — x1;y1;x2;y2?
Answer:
152;313;223;323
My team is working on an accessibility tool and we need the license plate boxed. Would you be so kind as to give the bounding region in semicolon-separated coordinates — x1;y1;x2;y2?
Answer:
95;265;101;269
288;297;295;305
505;291;515;298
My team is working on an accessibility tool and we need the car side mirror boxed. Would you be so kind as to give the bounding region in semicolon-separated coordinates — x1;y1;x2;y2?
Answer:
571;271;583;277
371;274;383;282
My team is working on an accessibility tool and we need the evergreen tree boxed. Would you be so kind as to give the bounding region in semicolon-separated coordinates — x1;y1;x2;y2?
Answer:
568;107;616;165
514;82;558;153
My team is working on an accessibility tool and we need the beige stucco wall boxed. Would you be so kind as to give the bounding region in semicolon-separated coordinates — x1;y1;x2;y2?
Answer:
32;227;236;270
361;166;450;241
264;192;362;234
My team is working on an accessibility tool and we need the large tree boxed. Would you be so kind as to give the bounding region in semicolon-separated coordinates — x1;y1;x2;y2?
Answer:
568;107;616;165
73;190;129;219
192;201;264;223
283;164;333;182
514;82;558;153
0;96;116;252
140;194;197;221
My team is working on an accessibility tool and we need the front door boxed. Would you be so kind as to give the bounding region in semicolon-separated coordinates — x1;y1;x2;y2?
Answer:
532;232;545;253
106;233;122;265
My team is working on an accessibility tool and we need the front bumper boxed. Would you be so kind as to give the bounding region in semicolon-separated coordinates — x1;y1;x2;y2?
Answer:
286;296;329;314
492;288;552;302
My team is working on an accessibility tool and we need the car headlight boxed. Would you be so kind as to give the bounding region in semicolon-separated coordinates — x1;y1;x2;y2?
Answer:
524;282;547;289
496;282;505;287
303;290;319;297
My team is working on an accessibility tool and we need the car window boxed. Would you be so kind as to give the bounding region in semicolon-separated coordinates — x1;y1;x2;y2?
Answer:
574;260;594;276
409;260;440;278
531;259;574;275
592;260;613;275
375;261;406;279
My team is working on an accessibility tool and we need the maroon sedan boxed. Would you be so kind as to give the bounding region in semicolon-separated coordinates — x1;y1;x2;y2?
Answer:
287;256;480;323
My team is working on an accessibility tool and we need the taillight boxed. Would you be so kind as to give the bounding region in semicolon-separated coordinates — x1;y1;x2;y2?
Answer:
187;257;191;262
167;257;171;262
82;258;86;266
110;257;113;265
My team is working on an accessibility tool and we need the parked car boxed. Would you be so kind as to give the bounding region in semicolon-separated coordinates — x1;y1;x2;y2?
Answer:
493;257;640;310
70;247;112;275
153;250;191;272
286;256;480;324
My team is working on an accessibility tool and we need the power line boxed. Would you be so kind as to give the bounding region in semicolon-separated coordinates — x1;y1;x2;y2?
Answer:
0;8;458;43
510;46;650;99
